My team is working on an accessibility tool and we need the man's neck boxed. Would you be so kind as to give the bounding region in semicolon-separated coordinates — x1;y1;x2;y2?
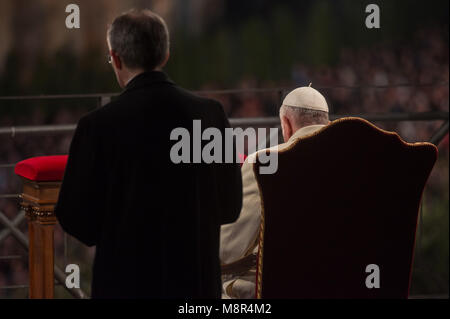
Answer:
124;70;146;87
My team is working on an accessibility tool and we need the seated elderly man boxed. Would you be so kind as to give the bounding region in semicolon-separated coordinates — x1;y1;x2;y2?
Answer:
220;86;330;299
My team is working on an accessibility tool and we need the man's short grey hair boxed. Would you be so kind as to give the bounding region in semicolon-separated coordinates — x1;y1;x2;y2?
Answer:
280;105;329;127
107;9;170;71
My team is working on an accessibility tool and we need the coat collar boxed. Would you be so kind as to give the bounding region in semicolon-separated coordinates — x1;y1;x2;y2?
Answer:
249;124;327;161
124;71;174;93
287;124;326;144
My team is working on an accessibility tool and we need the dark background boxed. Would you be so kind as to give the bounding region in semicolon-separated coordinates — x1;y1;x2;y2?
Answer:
0;0;448;298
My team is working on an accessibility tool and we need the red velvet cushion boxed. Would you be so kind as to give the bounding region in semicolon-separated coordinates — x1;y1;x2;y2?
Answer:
14;155;68;181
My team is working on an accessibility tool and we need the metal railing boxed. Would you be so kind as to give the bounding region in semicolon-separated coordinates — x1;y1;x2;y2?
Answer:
0;111;448;137
0;211;86;299
0;89;448;299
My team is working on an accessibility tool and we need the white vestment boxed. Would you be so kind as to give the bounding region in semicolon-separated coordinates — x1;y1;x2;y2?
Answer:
220;124;326;299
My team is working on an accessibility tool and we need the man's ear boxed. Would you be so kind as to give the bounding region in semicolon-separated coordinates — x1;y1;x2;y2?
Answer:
111;50;122;70
280;115;293;143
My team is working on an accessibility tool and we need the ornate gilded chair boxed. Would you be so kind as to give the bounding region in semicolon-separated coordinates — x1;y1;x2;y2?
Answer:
254;117;437;298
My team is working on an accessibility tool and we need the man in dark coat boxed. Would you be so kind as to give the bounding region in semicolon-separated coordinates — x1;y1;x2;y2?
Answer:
55;9;242;298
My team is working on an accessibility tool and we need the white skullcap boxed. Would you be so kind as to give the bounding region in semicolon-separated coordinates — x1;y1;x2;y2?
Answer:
282;86;329;113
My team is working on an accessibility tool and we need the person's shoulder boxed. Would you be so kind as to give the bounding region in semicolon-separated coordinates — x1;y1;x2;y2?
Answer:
244;153;258;167
174;85;223;109
244;142;285;166
77;98;121;127
170;85;226;122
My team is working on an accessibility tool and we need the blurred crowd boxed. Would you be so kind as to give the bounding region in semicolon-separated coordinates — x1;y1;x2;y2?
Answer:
0;26;448;297
211;27;449;142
